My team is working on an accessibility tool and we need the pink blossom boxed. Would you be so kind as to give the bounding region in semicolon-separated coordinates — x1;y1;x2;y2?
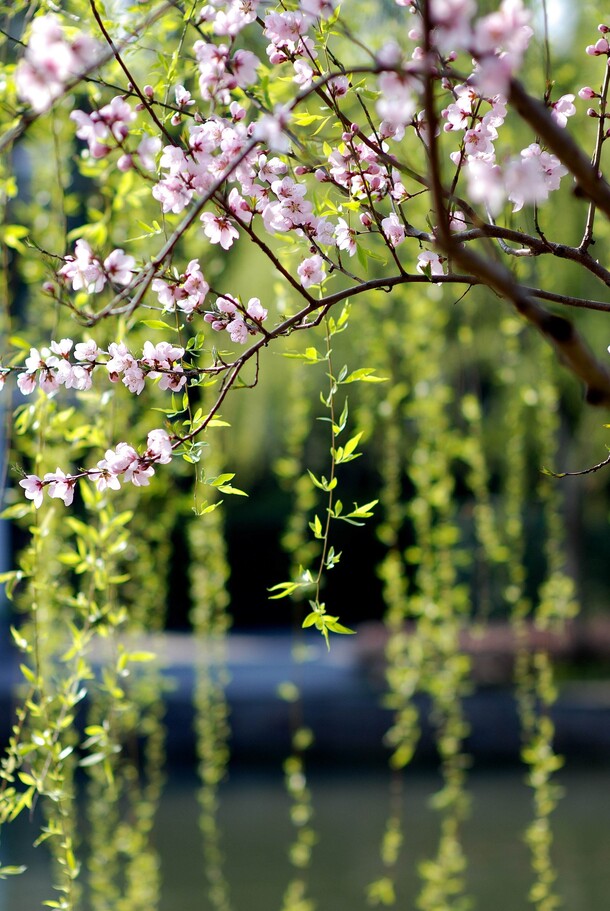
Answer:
246;298;268;321
231;49;260;87
335;217;357;256
122;365;146;395
227;317;248;343
417;250;445;279
17;372;37;396
74;340;100;362
505;143;567;211
44;468;76;506
94;462;122;493
377;72;418;131
463;123;496;158
293;60;314;88
301;0;339;18
200;212;240;249
58;240;106;293
152;176;195;214
175;84;195;107
465;158;506;215
136;135;162;171
211;1;259;37
19;474;45;508
104;442;139;475
551;94;576;128
381;213;406;247
106;342;135;379
297;254;325;288
15;15;100;113
104;249;136;285
579;86;597;100
146;429;173;464
253;105;292;153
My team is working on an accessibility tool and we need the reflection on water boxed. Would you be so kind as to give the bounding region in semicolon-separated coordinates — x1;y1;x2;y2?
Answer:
4;764;610;910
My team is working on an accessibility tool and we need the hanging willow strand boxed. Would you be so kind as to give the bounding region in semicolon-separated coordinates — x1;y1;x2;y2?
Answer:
189;432;232;911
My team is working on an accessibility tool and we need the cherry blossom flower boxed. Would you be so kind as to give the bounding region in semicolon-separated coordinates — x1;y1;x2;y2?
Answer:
104;249;136;285
381;213;406;247
175;84;195;108
246;298;268;321
106;342;136;380
94;463;122;493
297;254;325;287
465;157;506;215
136;136;162;171
146;429;173;464
253;105;292;152
44;468;76;506
550;94;576;128
417;250;445;279
122;365;146;395
335;218;357;256
74;340;101;362
104;442;139;475
19;475;45;509
200;212;240;249
125;461;155;487
58;240;106;293
301;0;339;18
15;15;100;113
227;317;249;343
377;71;418;131
17;372;37;396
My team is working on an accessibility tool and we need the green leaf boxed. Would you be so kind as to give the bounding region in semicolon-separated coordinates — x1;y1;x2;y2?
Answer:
341;368;387;384
209;473;235;487
268;581;306;599
0;866;27;879
324;619;356;635
139;319;179;331
217;485;248;496
309;514;324;538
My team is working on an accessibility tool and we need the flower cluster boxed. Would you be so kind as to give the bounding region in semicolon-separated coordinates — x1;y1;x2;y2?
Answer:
70;94;162;172
204;296;268;343
58;241;135;293
152;260;210;316
11;338;187;398
440;84;569;214
15;14;100;112
9;0;609;516
19;428;173;508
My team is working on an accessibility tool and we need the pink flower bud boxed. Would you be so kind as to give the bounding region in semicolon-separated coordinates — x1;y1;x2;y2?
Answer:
587;37;609;55
587;107;599;117
144;84;154;97
599;23;609;33
42;282;55;295
579;86;597;99
294;166;308;175
135;102;145;112
117;153;133;171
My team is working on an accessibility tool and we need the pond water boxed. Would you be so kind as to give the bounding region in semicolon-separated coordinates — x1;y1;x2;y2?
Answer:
3;762;610;910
